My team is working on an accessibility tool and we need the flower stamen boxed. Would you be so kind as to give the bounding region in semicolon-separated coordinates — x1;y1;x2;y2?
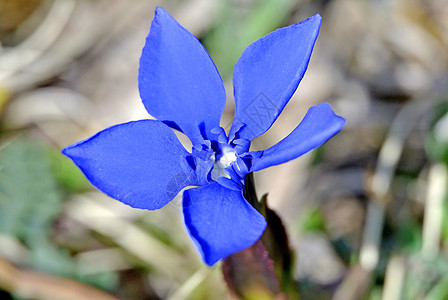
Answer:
211;147;237;180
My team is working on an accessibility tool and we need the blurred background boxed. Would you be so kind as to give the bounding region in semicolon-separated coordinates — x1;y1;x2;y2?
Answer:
1;0;448;299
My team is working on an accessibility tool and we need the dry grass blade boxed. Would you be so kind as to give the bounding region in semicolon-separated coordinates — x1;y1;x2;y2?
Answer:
0;255;119;300
422;163;447;257
65;193;187;279
381;256;406;300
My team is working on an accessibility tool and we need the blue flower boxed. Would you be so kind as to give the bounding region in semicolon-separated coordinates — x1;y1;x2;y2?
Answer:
62;7;345;266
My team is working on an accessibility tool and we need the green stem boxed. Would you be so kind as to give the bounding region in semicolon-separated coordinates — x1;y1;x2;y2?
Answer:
243;172;261;211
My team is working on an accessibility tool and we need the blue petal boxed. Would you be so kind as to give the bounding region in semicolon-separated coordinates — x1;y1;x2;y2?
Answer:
62;120;196;210
251;103;345;172
139;7;226;144
230;14;322;141
183;183;266;266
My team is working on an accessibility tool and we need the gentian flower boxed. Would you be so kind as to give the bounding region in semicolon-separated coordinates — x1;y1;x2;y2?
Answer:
62;7;345;266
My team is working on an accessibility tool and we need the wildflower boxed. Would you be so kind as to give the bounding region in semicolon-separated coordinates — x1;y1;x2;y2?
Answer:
63;7;345;266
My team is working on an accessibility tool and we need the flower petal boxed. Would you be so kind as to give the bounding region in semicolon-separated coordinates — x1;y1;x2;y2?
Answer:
139;7;226;144
62;120;196;210
251;103;345;171
230;14;321;141
183;183;266;266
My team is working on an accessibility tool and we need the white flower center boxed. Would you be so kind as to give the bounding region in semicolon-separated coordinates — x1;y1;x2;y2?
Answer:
210;148;237;180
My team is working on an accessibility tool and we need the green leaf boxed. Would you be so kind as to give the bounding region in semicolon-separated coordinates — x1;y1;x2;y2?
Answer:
426;101;448;164
401;255;448;299
259;194;299;297
234;175;299;298
426;274;448;300
222;239;283;300
0;136;116;291
204;0;296;77
300;206;326;233
397;221;422;253
443;194;448;243
45;146;91;193
0;137;62;241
